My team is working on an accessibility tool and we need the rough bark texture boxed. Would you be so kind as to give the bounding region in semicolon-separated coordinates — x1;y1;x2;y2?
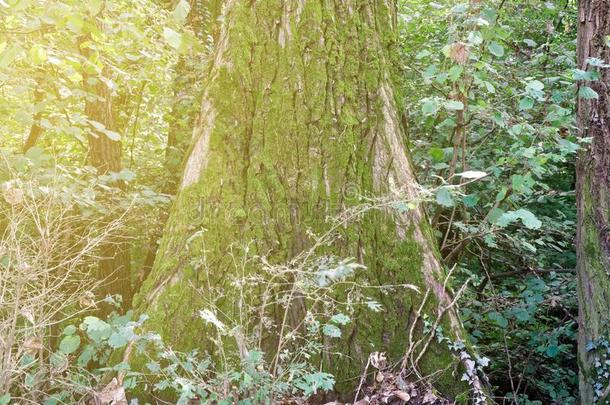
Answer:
576;0;610;402
135;0;473;399
140;0;209;288
83;64;133;309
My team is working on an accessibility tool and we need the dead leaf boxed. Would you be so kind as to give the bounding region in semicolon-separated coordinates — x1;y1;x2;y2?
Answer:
370;352;387;370
393;391;411;402
80;291;97;309
2;181;23;205
23;336;43;355
91;378;127;405
448;42;469;65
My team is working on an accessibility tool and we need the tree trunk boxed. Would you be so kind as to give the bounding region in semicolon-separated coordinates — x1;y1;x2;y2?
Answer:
22;79;45;154
140;0;209;288
576;0;610;403
83;62;133;310
135;0;479;399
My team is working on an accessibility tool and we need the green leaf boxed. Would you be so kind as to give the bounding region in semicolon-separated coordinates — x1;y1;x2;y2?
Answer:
512;307;531;322
415;50;431;59
63;325;77;336
572;69;599;81
579;86;599;100
82;316;112;342
523;38;537;47
322;324;342;338
84;0;103;15
488;42;504;57
429;147;444;162
77;345;94;367
146;361;161;373
545;344;559;358
0;393;10;405
519;97;534;110
487;311;508;328
487;208;505;224
436;187;454;207
497;209;542;229
172;0;191;25
515;208;542;229
0;44;23;69
462;194;479;207
163;27;183;50
448;65;463;82
29;45;47;65
443;100;464;111
526;80;544;91
59;335;80;354
421;99;438;115
330;313;350;325
587;57;610;68
107;332;128;349
467;31;483;46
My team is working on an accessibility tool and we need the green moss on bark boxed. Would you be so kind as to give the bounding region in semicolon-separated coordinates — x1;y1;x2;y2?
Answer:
134;0;470;399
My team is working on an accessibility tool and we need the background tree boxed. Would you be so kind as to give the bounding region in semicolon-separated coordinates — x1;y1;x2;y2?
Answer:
576;0;610;402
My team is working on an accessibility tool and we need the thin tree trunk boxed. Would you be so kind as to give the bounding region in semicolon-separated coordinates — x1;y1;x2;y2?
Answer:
135;0;481;399
82;56;132;309
22;83;45;153
576;0;610;403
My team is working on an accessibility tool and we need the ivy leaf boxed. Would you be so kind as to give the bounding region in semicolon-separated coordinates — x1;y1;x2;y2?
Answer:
59;335;81;354
579;86;599;100
488;42;504;57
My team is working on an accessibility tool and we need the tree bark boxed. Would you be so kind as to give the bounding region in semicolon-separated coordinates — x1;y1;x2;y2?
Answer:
576;0;610;403
82;60;132;309
22;81;45;154
135;0;478;399
139;0;209;289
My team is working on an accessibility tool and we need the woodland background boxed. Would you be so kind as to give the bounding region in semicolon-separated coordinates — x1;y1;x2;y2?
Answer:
0;0;597;404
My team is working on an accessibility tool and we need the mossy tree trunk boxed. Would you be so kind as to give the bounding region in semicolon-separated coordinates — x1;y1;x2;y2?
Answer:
135;0;479;399
576;0;610;402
